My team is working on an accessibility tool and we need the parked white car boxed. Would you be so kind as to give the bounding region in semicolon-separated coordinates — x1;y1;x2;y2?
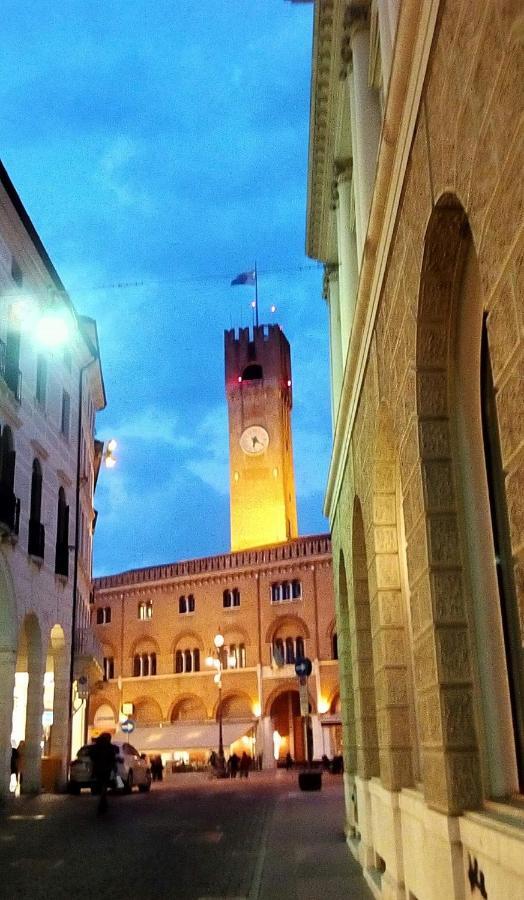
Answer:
68;740;151;794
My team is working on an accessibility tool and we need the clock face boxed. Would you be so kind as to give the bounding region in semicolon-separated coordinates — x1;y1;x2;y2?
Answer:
240;425;269;456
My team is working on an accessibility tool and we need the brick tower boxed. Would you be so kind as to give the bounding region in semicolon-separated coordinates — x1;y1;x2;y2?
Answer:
225;324;298;552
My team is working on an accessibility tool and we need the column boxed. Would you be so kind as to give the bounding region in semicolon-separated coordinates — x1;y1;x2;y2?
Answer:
0;650;16;797
349;19;382;263
335;165;359;359
23;659;45;793
311;715;324;761
262;715;275;769
377;0;393;93
324;266;343;428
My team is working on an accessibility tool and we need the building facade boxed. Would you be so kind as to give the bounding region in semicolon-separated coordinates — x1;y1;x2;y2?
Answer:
91;534;338;766
306;0;523;897
0;162;105;797
90;323;340;767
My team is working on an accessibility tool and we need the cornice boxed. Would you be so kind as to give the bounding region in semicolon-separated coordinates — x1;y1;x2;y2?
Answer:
93;534;332;594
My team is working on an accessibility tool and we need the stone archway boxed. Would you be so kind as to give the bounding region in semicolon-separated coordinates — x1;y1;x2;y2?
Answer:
170;694;207;722
411;196;485;814
41;624;69;787
14;614;43;793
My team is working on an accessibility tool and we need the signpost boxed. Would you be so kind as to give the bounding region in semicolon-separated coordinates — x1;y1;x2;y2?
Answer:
294;656;321;790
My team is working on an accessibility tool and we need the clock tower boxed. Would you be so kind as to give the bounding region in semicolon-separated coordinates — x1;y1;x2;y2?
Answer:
225;324;298;552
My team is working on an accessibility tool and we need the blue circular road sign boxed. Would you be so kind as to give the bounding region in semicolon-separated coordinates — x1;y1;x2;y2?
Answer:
121;719;135;734
295;658;312;678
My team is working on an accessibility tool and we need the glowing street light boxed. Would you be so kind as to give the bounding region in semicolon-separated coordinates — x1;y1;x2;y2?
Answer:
35;309;71;348
104;438;118;468
207;630;229;770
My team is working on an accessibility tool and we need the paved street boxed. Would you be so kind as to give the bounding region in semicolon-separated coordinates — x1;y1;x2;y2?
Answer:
0;770;371;899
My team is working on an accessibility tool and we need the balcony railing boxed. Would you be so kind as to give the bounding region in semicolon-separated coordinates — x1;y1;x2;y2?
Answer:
0;483;20;535
28;519;45;558
0;339;22;402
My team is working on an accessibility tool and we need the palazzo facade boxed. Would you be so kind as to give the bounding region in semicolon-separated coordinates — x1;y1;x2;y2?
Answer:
305;0;523;897
0;162;105;797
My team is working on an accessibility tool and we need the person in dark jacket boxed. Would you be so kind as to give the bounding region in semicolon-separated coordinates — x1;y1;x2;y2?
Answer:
89;733;117;814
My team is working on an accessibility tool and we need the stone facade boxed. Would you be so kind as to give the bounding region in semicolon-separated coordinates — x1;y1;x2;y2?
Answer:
306;0;523;897
0;162;105;797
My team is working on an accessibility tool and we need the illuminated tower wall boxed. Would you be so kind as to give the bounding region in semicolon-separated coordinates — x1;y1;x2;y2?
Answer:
225;324;298;552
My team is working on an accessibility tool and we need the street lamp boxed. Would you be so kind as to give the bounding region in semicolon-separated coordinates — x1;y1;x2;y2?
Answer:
206;631;236;771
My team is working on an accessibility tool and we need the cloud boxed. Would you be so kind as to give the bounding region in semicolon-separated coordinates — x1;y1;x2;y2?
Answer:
186;406;229;496
110;406;194;449
96;136;155;213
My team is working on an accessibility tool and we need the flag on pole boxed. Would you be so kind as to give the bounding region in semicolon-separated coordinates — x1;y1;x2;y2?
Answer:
231;270;256;286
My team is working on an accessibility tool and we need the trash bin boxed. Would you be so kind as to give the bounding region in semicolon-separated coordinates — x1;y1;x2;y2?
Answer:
298;770;322;791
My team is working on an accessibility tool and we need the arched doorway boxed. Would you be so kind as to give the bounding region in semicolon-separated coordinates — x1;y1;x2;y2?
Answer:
268;689;312;763
41;625;68;790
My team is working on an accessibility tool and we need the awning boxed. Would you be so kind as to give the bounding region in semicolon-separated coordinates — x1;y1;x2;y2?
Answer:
118;721;256;752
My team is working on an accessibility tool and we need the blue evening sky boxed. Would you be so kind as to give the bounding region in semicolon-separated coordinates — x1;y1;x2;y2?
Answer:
0;0;332;575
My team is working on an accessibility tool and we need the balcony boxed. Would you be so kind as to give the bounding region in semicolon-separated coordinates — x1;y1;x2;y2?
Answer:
28;519;45;558
0;339;22;403
0;483;20;535
74;626;104;681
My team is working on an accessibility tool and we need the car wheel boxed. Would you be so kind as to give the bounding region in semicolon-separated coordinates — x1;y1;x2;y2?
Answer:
124;770;133;794
68;782;81;795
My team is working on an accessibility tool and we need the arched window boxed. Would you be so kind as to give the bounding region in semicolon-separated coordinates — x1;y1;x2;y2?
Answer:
238;643;246;668
133;655;141;677
175;650;183;673
28;459;45;557
285;637;295;664
187;594;195;612
273;638;284;665
332;633;338;660
223;589;232;608
282;582;291;601
271;583;281;603
193;648;200;672
55;487;69;576
150;652;157;676
242;363;263;381
184;649;192;673
179;596;186;614
296;636;305;661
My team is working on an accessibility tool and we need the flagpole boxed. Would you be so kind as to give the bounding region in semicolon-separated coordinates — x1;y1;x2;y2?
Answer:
254;261;259;328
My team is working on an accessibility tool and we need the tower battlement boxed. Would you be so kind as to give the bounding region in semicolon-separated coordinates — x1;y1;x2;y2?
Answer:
224;323;292;394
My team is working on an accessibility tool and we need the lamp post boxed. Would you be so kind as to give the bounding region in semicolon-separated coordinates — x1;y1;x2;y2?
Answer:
206;631;236;772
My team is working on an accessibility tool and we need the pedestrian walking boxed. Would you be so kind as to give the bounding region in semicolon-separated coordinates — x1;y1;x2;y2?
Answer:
89;733;117;815
229;752;239;778
285;752;293;770
239;752;251;778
